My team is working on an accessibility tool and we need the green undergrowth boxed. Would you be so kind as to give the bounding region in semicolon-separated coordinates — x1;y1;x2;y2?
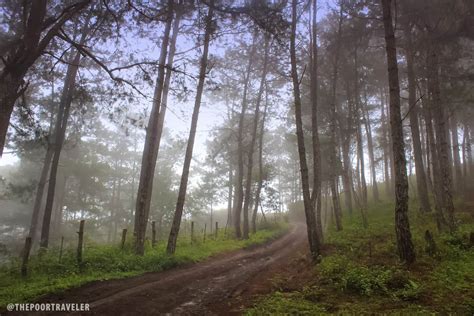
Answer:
0;222;288;309
247;200;474;315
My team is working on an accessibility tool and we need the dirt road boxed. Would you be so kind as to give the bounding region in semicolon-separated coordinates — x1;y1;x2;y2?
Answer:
33;223;309;315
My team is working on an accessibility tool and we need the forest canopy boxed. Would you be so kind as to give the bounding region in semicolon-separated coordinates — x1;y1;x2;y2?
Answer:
0;0;473;314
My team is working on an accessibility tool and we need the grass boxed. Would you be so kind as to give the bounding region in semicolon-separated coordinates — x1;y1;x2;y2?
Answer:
0;221;288;309
247;199;474;315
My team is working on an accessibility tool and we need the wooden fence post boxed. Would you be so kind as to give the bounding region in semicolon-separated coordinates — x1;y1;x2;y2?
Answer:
152;221;157;248
77;220;85;265
21;237;32;277
203;223;207;243
59;236;64;262
121;229;127;249
191;221;195;244
215;222;218;239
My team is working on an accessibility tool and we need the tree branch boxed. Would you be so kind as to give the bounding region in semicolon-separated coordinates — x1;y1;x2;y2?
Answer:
401;93;424;122
58;29;148;98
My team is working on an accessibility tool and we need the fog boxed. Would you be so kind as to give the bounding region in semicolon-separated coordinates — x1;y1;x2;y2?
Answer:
0;0;473;263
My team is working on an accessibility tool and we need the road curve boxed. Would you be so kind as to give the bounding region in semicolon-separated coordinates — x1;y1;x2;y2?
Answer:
27;223;308;315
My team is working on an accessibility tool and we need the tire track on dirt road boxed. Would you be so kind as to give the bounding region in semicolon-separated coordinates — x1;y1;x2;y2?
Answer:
20;223;308;315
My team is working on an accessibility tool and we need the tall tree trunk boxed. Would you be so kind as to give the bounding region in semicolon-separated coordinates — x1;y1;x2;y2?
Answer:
462;122;472;181
427;45;456;231
328;4;344;231
404;24;431;213
425;118;433;191
420;112;428;172
108;177;117;243
51;173;67;241
363;105;379;203
134;3;174;255
381;0;415;264
129;137;138;225
350;172;368;228
419;81;434;194
310;0;323;240
154;10;181;152
462;122;472;199
340;81;354;216
166;1;213;254
290;0;321;260
115;176;122;242
466;123;472;178
383;88;396;198
380;89;391;198
353;50;368;208
226;166;233;229
341;135;353;216
244;36;270;238
355;147;362;195
446;116;454;171
39;20;91;248
39;52;79;248
252;85;269;234
424;97;449;230
356;118;367;207
234;35;257;239
450;113;463;194
232;165;240;226
28;145;54;246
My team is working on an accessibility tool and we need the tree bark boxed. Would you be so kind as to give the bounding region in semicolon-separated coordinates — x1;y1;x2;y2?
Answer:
381;0;415;264
328;4;344;231
39;20;91;248
380;89;391;197
424;109;433;192
244;36;269;238
465;123;472;178
427;45;456;231
51;173;67;241
363;105;380;203
310;0;323;241
424;96;448;230
108;176;117;243
340;80;355;216
28;145;54;246
226;166;233;229
404;23;431;213
166;1;213;254
290;0;321;260
252;86;269;234
356;117;367;206
450;113;463;194
234;34;257;239
462;122;472;181
134;2;174;255
353;50;368;209
341;133;353;216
